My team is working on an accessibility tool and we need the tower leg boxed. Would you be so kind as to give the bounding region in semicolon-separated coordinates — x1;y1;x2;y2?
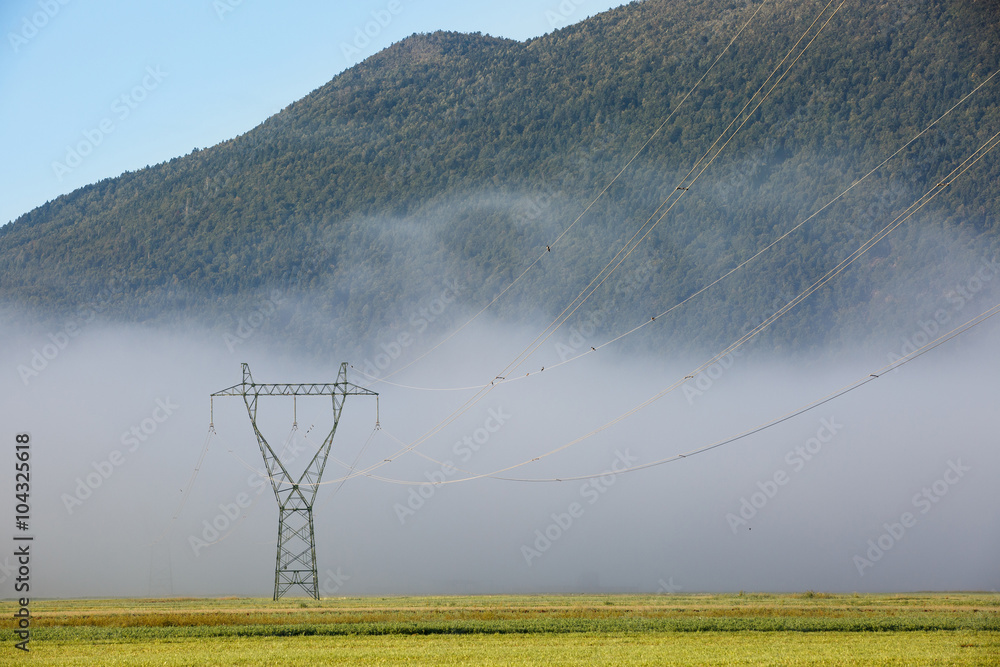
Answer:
274;506;319;600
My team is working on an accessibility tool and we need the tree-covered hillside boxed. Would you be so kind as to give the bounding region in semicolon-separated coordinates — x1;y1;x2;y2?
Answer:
2;0;999;357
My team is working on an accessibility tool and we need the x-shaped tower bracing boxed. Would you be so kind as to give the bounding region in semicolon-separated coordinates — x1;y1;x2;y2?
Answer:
211;362;377;600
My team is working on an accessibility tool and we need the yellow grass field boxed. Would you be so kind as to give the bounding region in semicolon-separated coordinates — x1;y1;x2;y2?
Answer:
3;593;998;665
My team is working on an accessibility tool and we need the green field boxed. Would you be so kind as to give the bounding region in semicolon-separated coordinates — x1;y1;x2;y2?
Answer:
3;593;998;665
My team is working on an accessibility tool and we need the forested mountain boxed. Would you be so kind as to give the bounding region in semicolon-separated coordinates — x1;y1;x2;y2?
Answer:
2;0;999;358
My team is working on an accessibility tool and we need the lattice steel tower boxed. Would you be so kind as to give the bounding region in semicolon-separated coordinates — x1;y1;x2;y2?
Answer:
211;362;378;599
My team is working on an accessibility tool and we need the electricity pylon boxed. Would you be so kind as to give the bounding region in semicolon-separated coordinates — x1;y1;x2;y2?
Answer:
211;362;378;600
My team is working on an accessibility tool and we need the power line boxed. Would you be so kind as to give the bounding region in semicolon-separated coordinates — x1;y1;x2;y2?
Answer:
329;123;1000;488
150;425;214;547
370;0;771;384
354;66;1000;392
337;0;851;477
498;299;1000;483
367;298;1000;486
495;0;849;381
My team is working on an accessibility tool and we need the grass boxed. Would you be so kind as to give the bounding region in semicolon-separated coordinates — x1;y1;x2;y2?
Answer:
2;593;998;665
18;632;1000;666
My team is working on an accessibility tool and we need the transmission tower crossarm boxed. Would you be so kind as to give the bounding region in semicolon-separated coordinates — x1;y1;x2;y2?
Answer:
211;382;377;398
265;383;375;396
212;363;377;398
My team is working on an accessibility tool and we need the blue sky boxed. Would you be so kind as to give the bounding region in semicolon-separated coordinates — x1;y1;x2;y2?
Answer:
0;0;626;226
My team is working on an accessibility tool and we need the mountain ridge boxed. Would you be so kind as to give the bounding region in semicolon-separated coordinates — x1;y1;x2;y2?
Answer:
2;0;1000;357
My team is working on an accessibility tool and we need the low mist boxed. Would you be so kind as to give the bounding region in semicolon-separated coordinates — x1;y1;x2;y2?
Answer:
1;284;998;599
